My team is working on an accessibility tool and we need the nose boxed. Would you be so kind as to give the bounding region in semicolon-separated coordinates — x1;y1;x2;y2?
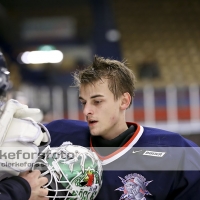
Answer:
83;103;93;116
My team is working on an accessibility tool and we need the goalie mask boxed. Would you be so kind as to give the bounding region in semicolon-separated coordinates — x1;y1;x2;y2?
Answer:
0;52;10;96
32;142;103;200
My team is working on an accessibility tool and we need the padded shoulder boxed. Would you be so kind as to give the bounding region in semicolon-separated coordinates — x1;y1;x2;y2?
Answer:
45;119;90;147
138;126;198;147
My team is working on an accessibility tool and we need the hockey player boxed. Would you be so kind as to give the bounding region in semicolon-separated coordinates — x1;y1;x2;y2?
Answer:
0;51;49;200
46;55;200;200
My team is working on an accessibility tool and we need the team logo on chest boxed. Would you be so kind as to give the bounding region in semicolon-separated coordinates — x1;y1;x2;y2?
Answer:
115;173;153;200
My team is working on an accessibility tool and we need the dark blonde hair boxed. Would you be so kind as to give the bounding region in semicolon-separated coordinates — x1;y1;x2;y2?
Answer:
73;55;136;107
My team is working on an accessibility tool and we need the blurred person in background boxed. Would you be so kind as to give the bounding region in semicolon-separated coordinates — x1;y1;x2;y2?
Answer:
0;50;49;200
46;55;200;200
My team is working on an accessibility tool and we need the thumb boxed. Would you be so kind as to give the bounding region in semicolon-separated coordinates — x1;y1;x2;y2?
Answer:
15;108;43;122
19;170;30;177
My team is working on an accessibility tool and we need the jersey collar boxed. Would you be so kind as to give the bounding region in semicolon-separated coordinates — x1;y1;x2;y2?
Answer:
90;122;144;165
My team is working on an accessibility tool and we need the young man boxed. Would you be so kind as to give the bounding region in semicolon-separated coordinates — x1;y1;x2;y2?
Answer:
47;55;200;199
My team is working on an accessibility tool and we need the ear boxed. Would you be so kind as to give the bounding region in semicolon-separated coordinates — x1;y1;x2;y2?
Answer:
120;92;131;110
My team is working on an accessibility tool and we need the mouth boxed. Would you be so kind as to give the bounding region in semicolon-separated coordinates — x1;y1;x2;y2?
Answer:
88;120;98;126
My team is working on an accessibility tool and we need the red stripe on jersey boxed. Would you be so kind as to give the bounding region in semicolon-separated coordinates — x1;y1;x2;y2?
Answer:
90;122;142;162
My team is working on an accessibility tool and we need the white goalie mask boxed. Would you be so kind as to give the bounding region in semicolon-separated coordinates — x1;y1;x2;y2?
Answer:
0;52;10;97
32;142;103;200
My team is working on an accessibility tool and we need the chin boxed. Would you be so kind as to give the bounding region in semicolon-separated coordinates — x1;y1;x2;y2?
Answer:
90;130;100;136
90;132;98;136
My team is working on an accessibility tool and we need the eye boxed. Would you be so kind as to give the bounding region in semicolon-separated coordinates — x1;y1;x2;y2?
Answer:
80;101;86;106
94;100;102;105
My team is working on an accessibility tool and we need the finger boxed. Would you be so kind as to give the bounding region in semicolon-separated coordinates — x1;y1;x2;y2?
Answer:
38;188;49;196
38;176;48;186
15;108;40;117
31;170;41;177
36;196;49;200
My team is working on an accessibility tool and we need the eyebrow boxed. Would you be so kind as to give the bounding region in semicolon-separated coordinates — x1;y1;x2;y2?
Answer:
79;94;104;100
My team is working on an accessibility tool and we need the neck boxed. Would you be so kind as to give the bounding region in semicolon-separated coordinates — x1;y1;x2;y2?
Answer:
103;121;128;140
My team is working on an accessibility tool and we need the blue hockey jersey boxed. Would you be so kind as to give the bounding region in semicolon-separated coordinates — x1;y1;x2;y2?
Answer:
46;119;200;200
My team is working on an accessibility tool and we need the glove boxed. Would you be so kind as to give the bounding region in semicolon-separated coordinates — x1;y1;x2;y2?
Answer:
0;99;51;175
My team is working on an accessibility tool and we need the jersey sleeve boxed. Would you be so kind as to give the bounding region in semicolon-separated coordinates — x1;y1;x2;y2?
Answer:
0;176;31;200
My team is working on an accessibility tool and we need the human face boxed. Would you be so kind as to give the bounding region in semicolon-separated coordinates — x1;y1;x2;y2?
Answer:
79;79;128;140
